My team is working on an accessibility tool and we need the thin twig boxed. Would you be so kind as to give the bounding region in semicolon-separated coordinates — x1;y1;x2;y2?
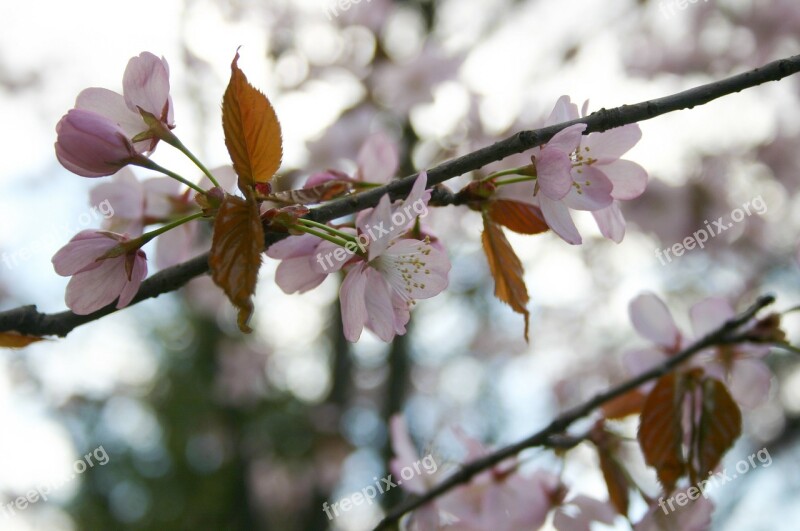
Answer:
2;53;800;337
372;295;775;530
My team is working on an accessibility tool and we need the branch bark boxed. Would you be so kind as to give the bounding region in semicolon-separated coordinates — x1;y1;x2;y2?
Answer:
2;53;799;337
372;294;776;530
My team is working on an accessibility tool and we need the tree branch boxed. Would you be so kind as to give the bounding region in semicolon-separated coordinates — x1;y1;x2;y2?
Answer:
373;294;776;530
2;52;799;337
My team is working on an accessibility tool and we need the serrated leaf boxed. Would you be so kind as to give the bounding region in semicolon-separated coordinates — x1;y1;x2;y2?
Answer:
222;51;282;194
602;388;646;419
0;332;46;349
481;214;530;340
488;200;549;235
638;373;688;491
209;193;264;333
598;449;630;516
697;377;741;477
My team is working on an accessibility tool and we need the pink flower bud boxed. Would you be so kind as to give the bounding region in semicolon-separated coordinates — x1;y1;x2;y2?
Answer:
55;110;137;177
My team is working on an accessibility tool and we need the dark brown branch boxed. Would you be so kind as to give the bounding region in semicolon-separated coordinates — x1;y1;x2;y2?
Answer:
2;52;800;337
373;295;776;530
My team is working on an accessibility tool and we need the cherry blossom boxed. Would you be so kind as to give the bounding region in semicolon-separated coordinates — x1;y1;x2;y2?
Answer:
533;96;647;244
339;173;449;342
55;52;173;177
304;131;399;188
635;488;714;531
52;230;147;314
435;428;561;531
552;495;617;531
625;293;772;408
389;416;561;531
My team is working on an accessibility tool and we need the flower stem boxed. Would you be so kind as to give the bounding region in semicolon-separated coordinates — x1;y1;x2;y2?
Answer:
137;212;205;246
494;175;537;186
481;166;536;183
296;218;357;242
162;133;222;188
133;159;206;195
291;224;354;249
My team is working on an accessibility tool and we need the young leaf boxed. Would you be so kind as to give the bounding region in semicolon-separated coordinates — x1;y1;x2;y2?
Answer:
488;200;549;235
209;193;265;333
638;373;688;491
602;388;646;419
222;51;283;194
481;214;530;340
0;332;46;349
697;377;742;477
598;449;630;516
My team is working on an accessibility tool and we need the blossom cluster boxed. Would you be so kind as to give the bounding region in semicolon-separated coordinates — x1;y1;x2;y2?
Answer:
50;51;648;343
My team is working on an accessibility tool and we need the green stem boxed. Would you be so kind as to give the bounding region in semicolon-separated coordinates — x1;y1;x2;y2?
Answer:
481;166;536;183
133;159;206;195
291;224;355;250
494;175;537;186
136;212;204;246
297;218;357;242
162;133;222;188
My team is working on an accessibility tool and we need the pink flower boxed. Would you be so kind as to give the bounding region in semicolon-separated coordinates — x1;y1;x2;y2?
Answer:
625;293;772;408
55;52;173;177
388;416;561;531
52;230;147;315
339;173;449;342
634;487;714;531
304;131;399;188
266;234;330;294
435;428;561;531
552;495;617;531
534;96;647;244
389;416;440;530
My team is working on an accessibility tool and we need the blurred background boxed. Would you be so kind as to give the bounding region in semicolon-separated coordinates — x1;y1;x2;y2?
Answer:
1;0;800;529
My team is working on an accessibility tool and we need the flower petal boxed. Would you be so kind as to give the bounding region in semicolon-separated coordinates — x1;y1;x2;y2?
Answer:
582;124;642;163
357;131;398;184
545;95;580;126
562;165;613;211
362;195;394;260
378;239;450;300
729;358;772;409
65;257;129;314
364;268;399;341
75;87;145;143
117;251;148;308
538;195;582;245
629;292;681;349
123;52;172;124
689;297;735;338
275;256;327;294
592;201;626;243
600;159;648;200
545;123;586;154
52;230;118;276
535;147;573;199
340;263;369;342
